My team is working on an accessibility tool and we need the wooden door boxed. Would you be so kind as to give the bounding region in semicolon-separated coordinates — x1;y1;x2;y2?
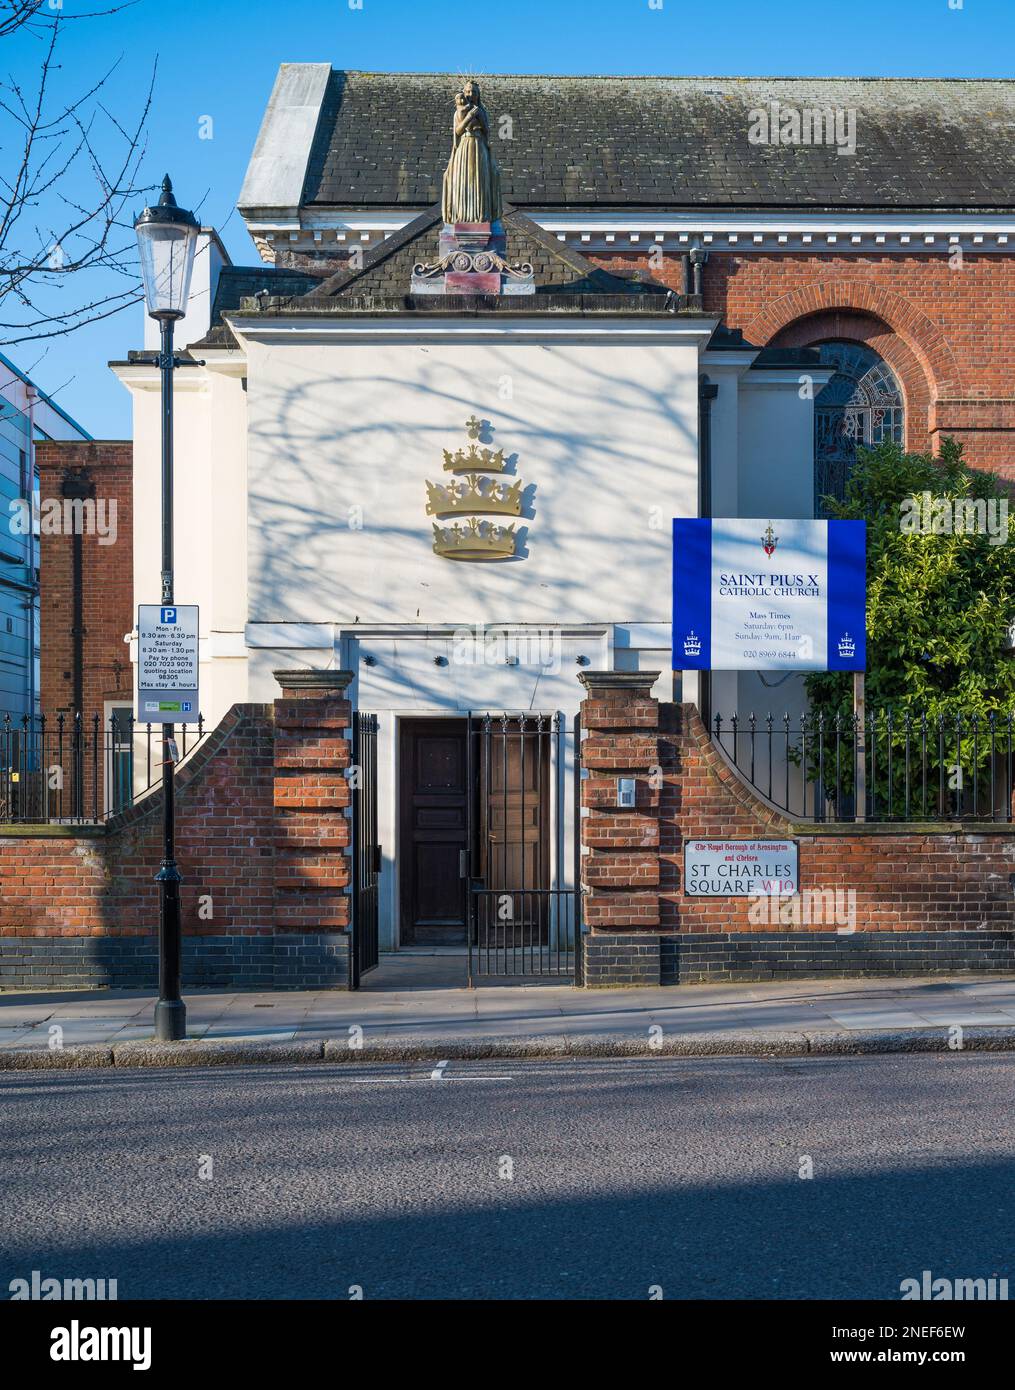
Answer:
477;719;550;936
399;719;468;944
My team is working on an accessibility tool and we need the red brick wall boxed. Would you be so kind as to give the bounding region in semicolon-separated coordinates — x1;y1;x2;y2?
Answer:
657;703;1014;934
579;675;1015;943
0;704;275;940
2;684;1013;986
36;440;134;723
588;250;1015;475
272;675;352;932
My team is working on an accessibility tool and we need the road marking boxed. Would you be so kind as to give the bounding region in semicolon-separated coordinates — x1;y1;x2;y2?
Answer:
430;1060;449;1080
347;1075;514;1085
438;1076;513;1082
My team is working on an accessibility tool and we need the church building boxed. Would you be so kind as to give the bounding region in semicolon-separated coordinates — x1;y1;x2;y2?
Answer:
18;67;1010;989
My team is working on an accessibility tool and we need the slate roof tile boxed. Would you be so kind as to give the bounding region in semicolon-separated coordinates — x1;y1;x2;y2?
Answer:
300;72;1014;211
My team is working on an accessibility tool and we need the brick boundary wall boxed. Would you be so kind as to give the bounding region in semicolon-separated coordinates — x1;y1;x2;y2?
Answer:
271;671;352;985
3;675;1014;990
578;671;662;986
578;674;1015;985
0;675;355;990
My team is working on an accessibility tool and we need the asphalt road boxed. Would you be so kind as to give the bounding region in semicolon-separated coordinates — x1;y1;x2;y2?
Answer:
1;1055;1013;1300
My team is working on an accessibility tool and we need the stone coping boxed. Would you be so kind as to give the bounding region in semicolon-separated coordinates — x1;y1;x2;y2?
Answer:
578;670;661;693
0;823;106;838
273;669;354;691
789;820;1015;836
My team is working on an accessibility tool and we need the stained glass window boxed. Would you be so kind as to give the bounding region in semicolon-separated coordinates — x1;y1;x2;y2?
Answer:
814;341;904;514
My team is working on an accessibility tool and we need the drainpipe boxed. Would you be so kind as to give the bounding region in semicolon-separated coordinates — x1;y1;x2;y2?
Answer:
61;468;95;718
24;385;37;721
689;242;708;298
698;376;718;521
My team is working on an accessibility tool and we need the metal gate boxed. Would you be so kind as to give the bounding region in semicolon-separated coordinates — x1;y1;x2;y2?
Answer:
349;711;380;989
466;712;582;985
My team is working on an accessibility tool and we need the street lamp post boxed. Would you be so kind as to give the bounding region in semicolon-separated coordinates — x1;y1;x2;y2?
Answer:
134;176;200;1042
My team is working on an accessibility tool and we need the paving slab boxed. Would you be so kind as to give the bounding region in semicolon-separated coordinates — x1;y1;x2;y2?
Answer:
827;1010;938;1029
2;970;1015;1068
907;1010;1015;1026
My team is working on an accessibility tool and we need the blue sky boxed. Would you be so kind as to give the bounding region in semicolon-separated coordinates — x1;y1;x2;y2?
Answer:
5;0;1014;437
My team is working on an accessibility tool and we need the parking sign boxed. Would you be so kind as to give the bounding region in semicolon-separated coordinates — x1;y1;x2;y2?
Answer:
137;604;199;724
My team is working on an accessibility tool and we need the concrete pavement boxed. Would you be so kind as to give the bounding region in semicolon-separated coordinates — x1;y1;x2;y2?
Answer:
3;950;1015;1066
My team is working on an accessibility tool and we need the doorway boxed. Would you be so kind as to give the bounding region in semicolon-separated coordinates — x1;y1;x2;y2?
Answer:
398;719;470;945
393;713;579;981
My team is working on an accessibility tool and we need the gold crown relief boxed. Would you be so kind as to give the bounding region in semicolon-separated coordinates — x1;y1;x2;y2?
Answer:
432;516;518;560
442;444;508;473
429;419;525;560
426;473;523;518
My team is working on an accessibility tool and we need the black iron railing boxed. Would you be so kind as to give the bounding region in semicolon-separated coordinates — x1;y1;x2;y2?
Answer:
349;711;380;990
0;711;206;825
471;887;579;978
713;710;1015;823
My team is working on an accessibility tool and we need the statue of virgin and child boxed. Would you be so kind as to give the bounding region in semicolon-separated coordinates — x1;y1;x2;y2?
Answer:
441;79;502;226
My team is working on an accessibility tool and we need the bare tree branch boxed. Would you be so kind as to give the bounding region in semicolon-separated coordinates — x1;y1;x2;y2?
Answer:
0;0;140;39
0;2;43;39
0;5;155;344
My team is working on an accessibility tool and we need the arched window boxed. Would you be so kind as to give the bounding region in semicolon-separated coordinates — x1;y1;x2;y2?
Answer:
814;341;904;513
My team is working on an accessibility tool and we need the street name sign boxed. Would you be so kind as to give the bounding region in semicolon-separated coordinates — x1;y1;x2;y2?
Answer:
137;604;199;724
673;518;866;671
684;839;799;897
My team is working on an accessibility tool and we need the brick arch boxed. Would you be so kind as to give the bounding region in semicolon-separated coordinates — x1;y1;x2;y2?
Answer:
744;280;963;432
766;310;931;453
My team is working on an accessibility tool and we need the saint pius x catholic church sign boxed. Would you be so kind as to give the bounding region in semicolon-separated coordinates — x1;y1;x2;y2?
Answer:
673;517;867;899
672;518;867;672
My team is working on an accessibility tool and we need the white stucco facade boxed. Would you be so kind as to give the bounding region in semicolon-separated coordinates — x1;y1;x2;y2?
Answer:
111;220;837;949
113;309;833;735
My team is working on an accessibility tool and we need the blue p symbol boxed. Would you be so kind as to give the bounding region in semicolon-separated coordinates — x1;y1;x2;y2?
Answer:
161;607;177;623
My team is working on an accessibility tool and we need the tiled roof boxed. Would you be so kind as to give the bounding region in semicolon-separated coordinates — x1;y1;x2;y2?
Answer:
189;265;321;346
302;73;1015;211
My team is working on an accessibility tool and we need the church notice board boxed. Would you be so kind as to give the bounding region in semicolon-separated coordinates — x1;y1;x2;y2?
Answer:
672;518;866;671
